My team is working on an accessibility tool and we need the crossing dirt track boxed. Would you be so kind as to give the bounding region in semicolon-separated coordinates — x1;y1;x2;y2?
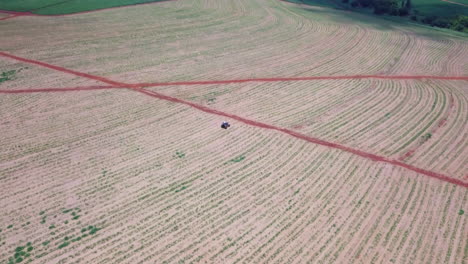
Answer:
0;0;467;263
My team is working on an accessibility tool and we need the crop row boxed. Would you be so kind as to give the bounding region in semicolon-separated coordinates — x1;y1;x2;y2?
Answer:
2;0;467;85
1;89;466;263
0;58;103;91
146;77;467;181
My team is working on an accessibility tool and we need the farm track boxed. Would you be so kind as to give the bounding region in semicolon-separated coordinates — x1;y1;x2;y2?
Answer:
0;85;122;94
0;14;17;21
0;0;467;263
2;1;467;81
1;90;466;263
0;51;467;188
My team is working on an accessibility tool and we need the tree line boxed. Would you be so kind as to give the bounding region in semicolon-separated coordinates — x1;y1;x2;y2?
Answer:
341;0;468;33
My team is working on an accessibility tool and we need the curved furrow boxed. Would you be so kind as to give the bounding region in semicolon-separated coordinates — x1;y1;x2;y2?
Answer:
1;1;467;263
360;80;415;149
368;80;438;154
406;81;467;178
322;81;403;143
309;81;396;139
387;82;447;156
343;81;410;145
273;80;373;129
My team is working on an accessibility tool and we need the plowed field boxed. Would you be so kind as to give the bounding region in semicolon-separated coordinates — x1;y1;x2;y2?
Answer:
0;0;467;263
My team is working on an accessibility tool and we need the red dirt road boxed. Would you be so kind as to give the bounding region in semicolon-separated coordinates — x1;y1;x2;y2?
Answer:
0;14;19;21
0;52;126;86
1;51;467;87
398;94;456;161
0;85;121;94
133;75;468;87
1;51;467;188
135;88;468;189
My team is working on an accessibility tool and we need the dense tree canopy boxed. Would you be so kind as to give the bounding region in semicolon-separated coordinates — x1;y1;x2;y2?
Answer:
348;0;467;32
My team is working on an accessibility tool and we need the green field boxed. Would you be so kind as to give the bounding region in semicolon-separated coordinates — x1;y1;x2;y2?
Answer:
411;0;468;17
288;0;468;32
0;0;167;15
294;0;468;17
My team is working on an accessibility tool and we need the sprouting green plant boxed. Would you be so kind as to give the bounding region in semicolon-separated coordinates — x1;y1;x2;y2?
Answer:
11;242;33;263
175;151;185;158
422;133;432;141
88;225;101;235
231;155;245;163
175;186;187;193
58;242;69;249
15;246;24;252
459;209;464;215
0;70;17;84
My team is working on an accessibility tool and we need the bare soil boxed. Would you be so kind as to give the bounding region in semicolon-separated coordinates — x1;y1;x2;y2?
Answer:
0;0;466;263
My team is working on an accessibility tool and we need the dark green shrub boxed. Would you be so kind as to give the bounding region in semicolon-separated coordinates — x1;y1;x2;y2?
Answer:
389;8;399;16
398;8;409;16
373;0;399;15
422;15;437;25
432;19;450;28
450;15;468;32
358;0;372;7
